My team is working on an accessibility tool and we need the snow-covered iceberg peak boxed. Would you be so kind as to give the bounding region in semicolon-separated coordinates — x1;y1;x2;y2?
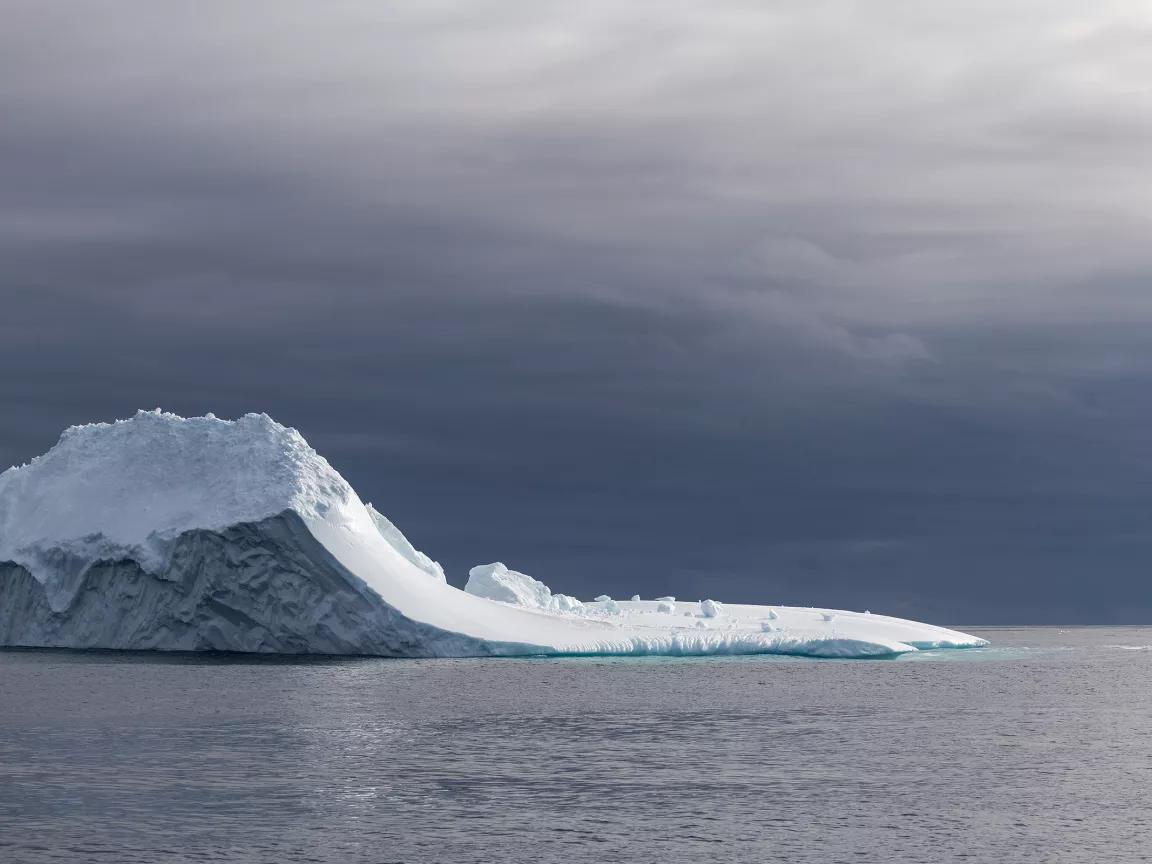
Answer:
0;410;361;571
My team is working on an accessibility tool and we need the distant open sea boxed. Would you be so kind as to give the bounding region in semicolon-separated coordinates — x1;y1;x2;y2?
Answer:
2;627;1150;864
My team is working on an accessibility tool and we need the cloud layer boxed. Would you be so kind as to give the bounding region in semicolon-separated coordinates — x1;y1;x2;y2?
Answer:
4;1;1152;621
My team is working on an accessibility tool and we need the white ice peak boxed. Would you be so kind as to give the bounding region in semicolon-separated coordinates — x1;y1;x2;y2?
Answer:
0;410;359;567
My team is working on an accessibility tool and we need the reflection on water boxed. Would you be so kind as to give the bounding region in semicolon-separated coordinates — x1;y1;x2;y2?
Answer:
1;627;1150;863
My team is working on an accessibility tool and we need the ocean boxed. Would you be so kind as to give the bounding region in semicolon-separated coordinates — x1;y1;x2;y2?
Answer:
2;627;1149;863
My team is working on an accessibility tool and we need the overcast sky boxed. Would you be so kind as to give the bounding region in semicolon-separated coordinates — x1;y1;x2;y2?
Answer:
4;1;1152;622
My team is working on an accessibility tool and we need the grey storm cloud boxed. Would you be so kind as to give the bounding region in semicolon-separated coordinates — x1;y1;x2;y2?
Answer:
3;1;1152;622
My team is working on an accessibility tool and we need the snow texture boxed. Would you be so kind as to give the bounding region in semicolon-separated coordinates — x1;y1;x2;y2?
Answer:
464;562;585;614
365;504;445;582
0;411;988;659
700;599;725;618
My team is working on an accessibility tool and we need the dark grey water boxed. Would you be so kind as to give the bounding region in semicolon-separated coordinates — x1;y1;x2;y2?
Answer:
1;627;1150;864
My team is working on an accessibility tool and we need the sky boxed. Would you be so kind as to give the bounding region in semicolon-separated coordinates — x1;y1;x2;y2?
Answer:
3;1;1152;623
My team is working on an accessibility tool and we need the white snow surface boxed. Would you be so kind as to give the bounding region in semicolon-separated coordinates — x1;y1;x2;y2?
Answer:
0;411;988;658
700;599;725;618
365;503;445;582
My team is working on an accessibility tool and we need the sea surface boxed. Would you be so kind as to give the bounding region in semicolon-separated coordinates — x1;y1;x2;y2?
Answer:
1;627;1150;864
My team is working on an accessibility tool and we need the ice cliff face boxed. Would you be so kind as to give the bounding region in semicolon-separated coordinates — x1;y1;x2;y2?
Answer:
0;513;518;656
0;411;988;658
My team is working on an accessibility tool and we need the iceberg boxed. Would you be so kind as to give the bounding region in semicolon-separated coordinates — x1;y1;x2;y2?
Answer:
0;411;987;658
